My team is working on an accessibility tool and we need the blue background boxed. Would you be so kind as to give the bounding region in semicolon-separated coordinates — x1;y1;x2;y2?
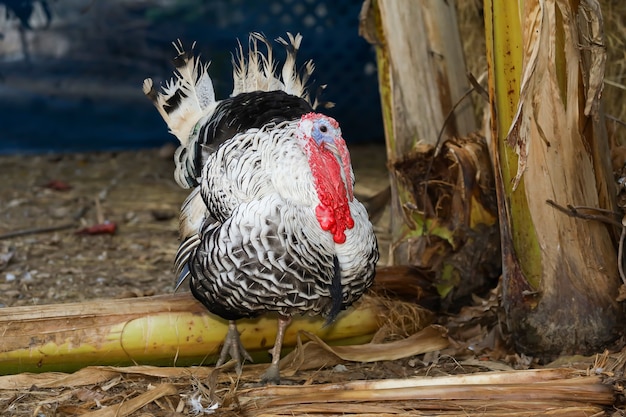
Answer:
0;0;383;154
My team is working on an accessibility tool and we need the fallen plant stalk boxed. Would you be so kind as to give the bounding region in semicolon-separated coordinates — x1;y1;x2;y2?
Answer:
239;369;614;416
0;293;386;374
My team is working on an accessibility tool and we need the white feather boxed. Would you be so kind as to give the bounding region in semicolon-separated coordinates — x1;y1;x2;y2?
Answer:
174;186;206;289
277;33;314;100
145;33;318;151
231;32;313;102
144;33;334;291
143;40;216;147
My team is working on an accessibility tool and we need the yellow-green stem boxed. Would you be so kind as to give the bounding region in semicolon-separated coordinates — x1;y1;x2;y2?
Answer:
485;0;542;289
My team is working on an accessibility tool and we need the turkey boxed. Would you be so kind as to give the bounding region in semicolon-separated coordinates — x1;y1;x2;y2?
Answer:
143;33;378;384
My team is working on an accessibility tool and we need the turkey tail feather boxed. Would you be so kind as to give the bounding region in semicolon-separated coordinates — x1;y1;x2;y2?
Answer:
232;32;316;106
325;255;343;326
174;234;200;291
276;33;313;101
174;186;205;289
174;263;191;292
143;40;216;147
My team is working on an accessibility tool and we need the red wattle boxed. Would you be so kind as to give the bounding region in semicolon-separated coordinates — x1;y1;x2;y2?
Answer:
315;205;335;231
306;137;354;244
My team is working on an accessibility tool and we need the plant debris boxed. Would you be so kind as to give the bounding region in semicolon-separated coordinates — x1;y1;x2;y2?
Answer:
75;221;117;235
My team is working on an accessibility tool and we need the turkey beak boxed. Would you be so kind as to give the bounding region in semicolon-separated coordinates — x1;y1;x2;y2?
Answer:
321;138;339;158
321;138;351;194
321;139;344;169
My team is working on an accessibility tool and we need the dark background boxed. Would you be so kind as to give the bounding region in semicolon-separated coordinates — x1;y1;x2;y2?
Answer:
0;0;383;154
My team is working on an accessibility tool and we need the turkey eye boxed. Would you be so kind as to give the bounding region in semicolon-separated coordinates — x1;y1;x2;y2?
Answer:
319;125;328;133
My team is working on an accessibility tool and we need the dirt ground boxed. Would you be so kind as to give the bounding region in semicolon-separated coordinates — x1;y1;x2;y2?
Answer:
1;148;182;307
2;146;626;416
0;145;390;308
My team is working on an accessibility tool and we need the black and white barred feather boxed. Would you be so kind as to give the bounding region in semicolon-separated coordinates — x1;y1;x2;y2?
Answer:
144;33;323;285
143;33;321;190
188;120;377;320
144;33;377;324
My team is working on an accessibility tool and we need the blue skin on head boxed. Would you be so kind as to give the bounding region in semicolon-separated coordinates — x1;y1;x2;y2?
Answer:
311;119;337;146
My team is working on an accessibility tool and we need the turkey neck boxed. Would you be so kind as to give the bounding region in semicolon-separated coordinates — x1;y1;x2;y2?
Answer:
302;137;355;244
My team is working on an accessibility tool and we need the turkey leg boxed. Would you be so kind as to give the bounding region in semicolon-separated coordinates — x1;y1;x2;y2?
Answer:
216;320;252;373
260;315;292;385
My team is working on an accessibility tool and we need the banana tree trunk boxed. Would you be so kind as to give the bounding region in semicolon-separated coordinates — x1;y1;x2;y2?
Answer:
484;0;624;355
360;0;502;305
360;0;477;266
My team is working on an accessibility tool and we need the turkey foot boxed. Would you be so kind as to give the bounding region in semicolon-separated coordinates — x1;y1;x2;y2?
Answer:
260;315;292;385
216;320;252;373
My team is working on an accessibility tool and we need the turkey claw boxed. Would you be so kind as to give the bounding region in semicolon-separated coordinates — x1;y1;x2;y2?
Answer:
259;363;281;385
216;321;252;373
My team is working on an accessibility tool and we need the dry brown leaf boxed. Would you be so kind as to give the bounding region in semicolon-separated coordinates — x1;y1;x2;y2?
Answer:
578;0;606;116
280;337;343;375
298;325;448;363
0;366;208;391
80;383;178;417
73;388;107;403
617;284;626;302
277;325;449;377
0;368;119;390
